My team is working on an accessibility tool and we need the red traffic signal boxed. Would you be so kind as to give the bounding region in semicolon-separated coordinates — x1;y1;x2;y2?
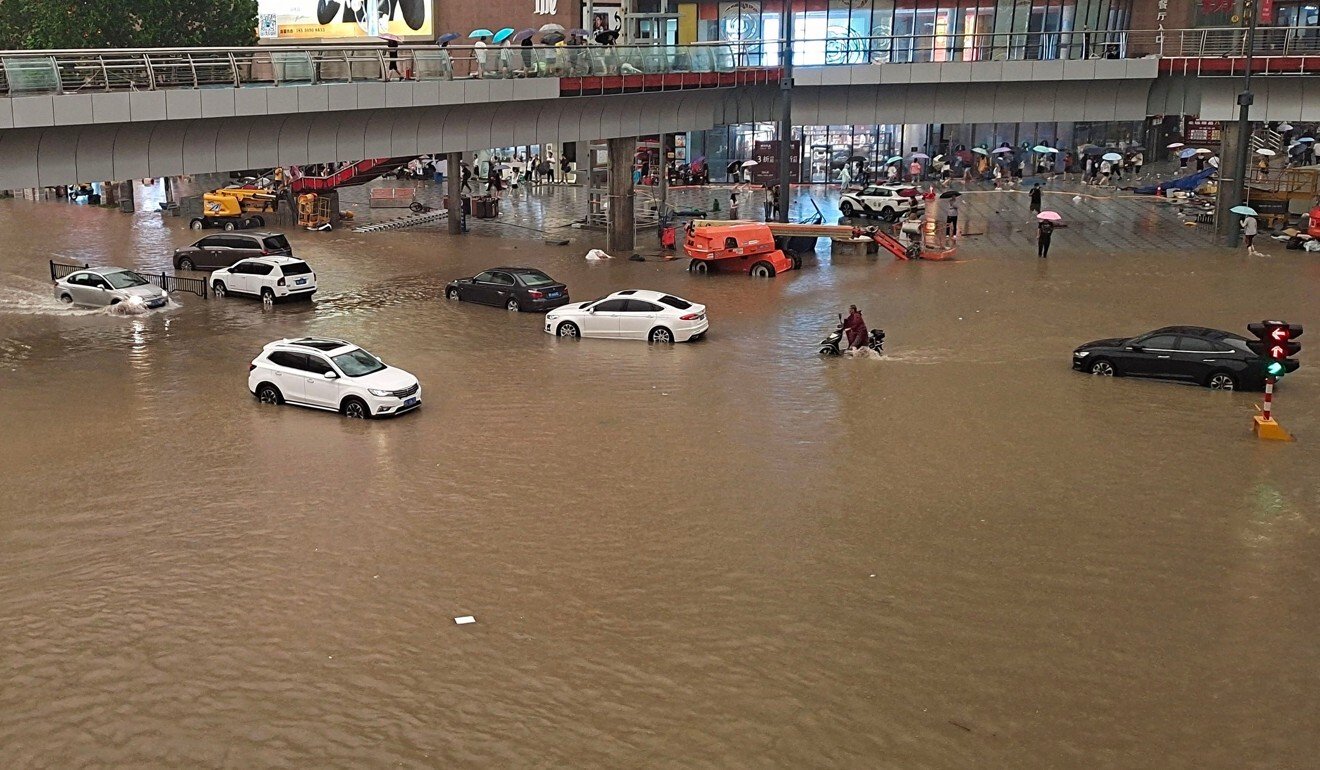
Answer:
1247;321;1303;376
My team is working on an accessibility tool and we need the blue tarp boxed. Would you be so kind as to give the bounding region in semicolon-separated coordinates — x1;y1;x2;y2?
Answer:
1134;167;1216;195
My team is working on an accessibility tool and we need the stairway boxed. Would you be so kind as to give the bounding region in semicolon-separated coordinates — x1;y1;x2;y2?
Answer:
352;209;448;233
1249;127;1285;156
290;157;415;193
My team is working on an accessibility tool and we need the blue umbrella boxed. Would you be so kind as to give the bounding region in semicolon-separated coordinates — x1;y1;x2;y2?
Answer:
1230;205;1257;216
436;33;459;44
886;155;903;164
469;28;495;38
1032;145;1058;153
1178;147;1198;159
492;27;516;43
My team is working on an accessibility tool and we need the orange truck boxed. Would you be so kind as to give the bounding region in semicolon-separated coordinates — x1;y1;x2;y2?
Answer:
683;221;800;276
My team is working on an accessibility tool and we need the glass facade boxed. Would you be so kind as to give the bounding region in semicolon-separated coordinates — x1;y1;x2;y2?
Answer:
696;0;1135;63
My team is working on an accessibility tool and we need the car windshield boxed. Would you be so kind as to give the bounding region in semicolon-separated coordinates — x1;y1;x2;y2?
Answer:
331;348;386;377
518;272;555;287
583;296;608;309
103;270;149;289
659;295;692;310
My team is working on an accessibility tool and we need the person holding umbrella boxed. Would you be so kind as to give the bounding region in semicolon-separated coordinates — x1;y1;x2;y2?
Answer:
941;190;961;237
1036;211;1063;258
469;29;492;77
1233;205;1262;255
1029;182;1043;214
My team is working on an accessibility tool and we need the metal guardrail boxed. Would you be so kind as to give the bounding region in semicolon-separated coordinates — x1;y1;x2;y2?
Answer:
3;27;1317;98
0;41;747;96
49;261;208;298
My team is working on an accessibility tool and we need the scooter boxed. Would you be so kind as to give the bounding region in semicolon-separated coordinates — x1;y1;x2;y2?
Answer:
819;314;885;356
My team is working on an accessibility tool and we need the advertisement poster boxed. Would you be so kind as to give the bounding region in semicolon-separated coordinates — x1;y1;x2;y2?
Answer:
1185;120;1222;145
257;0;433;41
751;140;802;185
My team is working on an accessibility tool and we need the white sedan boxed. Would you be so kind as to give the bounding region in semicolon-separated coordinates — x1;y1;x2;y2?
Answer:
545;289;708;343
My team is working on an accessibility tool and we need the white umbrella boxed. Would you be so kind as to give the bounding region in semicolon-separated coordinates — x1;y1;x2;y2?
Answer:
971;148;989;156
1300;137;1316;143
1195;147;1212;155
1102;152;1123;162
1032;145;1059;153
991;147;1014;154
1209;156;1220;168
1256;148;1277;156
1167;142;1185;149
1278;122;1294;131
740;160;759;167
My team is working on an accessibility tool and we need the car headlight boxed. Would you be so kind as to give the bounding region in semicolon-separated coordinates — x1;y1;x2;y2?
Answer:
368;388;394;397
1073;350;1089;357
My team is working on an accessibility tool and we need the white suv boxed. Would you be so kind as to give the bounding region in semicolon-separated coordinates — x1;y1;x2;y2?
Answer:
839;185;923;221
248;337;421;419
211;257;316;302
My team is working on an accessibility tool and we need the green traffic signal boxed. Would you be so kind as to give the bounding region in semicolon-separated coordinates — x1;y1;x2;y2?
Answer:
1266;360;1287;377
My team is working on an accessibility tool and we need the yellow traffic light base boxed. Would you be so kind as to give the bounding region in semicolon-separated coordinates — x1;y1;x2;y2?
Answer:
1253;415;1295;442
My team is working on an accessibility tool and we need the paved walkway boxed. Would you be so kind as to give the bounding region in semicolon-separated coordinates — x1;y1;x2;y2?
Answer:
339;172;1245;259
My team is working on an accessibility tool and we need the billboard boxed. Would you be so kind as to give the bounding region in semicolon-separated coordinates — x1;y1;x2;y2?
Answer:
257;0;434;41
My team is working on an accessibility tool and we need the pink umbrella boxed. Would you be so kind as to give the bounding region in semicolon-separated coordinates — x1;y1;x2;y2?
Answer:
1037;211;1062;221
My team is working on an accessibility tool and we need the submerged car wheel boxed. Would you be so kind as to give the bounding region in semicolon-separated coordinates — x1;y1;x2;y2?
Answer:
261;288;275;305
689;260;711;275
178;257;196;271
342;398;370;419
840;201;855;217
446;287;460;301
506;297;520;312
750;262;774;278
1206;371;1238;391
59;294;73;304
819;346;838;356
557;321;580;338
212;281;227;298
881;207;896;222
649;327;674;344
1089;359;1116;377
256;384;282;405
189;218;205;230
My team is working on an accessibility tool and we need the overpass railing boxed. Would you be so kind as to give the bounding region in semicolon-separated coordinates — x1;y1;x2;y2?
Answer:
0;41;752;97
2;27;1318;97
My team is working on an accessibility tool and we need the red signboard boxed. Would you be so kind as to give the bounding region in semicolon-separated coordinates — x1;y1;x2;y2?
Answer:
1259;0;1275;23
751;140;802;185
1185;120;1222;144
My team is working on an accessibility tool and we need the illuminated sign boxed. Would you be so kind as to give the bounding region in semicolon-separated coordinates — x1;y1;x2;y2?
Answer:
257;0;433;40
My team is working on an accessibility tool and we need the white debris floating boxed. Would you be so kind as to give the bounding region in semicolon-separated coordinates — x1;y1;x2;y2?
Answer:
584;249;614;261
454;616;476;625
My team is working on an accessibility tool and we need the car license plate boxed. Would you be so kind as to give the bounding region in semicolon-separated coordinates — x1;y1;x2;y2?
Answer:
296;279;307;285
547;291;561;298
403;397;418;407
148;298;167;308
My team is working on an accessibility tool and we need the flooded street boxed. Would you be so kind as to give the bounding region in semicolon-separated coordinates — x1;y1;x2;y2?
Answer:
1;184;1317;768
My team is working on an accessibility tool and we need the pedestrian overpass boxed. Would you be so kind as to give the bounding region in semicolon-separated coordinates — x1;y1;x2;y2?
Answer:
1;29;1318;189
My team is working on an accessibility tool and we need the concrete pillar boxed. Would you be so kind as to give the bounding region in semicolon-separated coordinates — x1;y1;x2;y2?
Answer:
1215;120;1246;245
118;181;134;212
658;133;669;207
607;137;636;253
574;141;591;184
446;151;462;235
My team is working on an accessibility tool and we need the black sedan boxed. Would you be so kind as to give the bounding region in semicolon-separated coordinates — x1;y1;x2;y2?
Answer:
445;267;569;312
1072;326;1271;391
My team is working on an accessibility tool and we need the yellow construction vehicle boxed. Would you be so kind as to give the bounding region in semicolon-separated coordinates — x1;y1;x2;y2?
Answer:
189;186;278;231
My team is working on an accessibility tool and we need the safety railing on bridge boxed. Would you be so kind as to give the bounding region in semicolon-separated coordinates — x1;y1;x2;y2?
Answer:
49;261;208;298
4;27;1317;98
0;41;751;97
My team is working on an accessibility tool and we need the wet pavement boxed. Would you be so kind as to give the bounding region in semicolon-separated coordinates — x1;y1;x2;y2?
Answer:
1;178;1317;768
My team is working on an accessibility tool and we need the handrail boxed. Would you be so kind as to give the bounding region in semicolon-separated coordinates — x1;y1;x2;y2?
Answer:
2;28;1318;97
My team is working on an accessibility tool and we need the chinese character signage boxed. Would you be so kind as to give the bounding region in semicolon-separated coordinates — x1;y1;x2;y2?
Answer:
751;140;802;185
1186;120;1222;144
257;0;434;41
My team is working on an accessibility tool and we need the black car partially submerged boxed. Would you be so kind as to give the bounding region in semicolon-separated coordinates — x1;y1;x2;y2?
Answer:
445;267;569;312
1073;326;1279;391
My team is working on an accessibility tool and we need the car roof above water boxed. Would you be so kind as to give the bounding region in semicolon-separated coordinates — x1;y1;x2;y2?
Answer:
266;337;354;353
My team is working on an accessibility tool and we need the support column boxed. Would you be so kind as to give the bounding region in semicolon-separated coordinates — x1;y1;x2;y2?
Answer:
607;137;636;253
118;181;134;212
446;151;462;235
1216;121;1246;244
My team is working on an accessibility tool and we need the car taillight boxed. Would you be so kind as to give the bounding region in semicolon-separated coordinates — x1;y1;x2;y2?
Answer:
528;290;544;299
680;313;701;320
261;250;269;255
248;363;255;371
277;277;286;286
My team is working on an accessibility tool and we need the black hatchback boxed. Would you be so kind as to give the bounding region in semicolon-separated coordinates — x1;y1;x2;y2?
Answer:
445;267;569;312
1072;326;1273;391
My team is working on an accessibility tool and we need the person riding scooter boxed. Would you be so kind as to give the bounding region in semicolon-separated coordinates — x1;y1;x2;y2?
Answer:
843;305;867;350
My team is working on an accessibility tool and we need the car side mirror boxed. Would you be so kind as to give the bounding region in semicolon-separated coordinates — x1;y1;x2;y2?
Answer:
323;371;338;380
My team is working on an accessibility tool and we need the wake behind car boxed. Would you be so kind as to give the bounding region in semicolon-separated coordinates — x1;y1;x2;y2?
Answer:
211;257;316;302
248;337;420;419
53;267;169;309
1072;325;1281;391
173;232;292;271
545;290;708;343
839;185;923;221
446;267;569;312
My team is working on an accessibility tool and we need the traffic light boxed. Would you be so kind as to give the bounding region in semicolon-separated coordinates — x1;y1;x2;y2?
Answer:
1247;321;1303;378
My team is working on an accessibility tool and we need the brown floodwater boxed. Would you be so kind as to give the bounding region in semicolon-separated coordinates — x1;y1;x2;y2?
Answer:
1;182;1317;768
